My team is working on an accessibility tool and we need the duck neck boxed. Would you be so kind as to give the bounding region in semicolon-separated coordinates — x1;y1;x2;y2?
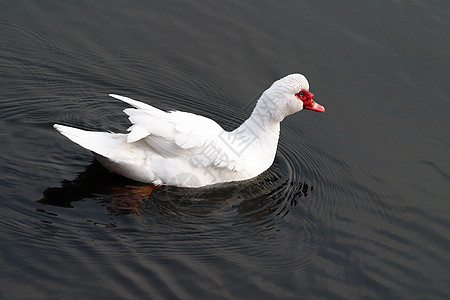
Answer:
232;95;281;147
246;92;284;130
242;111;280;138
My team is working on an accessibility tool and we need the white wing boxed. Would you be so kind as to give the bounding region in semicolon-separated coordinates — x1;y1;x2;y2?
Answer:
110;94;243;171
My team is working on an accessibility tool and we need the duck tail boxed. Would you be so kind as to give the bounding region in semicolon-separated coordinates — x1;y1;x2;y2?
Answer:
53;124;125;158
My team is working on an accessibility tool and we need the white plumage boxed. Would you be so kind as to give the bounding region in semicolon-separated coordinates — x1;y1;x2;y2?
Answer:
54;73;324;187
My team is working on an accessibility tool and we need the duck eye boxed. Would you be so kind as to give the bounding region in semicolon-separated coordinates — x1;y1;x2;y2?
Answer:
299;91;303;97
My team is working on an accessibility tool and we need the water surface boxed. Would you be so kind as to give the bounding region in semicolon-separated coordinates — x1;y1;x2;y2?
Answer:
0;1;449;299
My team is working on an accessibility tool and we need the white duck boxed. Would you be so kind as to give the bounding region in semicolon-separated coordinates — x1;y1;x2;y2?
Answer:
54;73;324;187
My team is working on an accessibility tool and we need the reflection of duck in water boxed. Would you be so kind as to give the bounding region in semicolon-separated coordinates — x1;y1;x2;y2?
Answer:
38;161;158;213
54;74;324;187
39;158;311;218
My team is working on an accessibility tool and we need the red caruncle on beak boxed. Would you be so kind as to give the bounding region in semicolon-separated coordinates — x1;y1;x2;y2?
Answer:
295;89;325;113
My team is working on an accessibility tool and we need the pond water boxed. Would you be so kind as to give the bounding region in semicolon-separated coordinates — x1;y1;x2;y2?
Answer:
0;1;449;299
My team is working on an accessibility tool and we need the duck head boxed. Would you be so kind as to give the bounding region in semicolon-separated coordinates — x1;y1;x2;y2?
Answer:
255;73;325;123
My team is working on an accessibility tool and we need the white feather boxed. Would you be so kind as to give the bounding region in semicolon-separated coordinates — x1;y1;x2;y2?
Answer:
127;126;149;143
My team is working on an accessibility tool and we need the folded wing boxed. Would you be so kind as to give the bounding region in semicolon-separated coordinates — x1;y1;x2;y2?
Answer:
110;94;243;171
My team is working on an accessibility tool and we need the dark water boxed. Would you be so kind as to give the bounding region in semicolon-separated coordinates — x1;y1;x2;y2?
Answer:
1;1;449;299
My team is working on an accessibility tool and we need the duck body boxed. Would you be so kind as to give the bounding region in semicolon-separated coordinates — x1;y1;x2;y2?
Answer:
54;73;324;187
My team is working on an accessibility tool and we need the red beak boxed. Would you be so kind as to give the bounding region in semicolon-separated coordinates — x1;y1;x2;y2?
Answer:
304;100;325;113
297;90;325;113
